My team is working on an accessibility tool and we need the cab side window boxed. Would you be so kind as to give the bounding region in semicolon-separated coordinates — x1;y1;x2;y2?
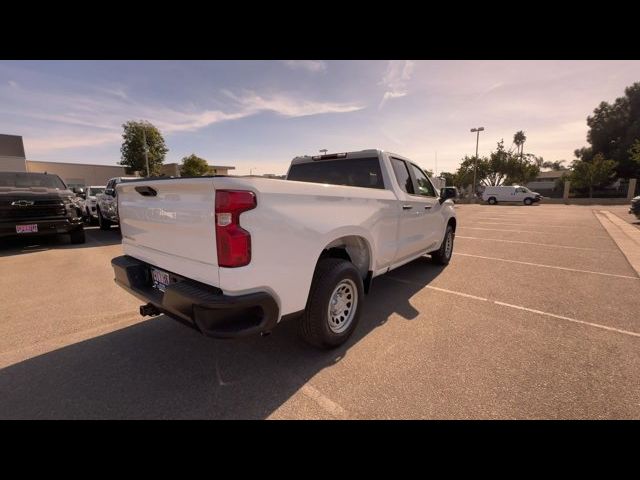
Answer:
409;163;436;197
391;158;414;194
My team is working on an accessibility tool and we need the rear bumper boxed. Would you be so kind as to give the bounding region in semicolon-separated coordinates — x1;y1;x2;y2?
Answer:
111;255;280;338
0;218;83;238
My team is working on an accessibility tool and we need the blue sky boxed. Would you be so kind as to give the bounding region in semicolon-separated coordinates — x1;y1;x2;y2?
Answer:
1;60;640;175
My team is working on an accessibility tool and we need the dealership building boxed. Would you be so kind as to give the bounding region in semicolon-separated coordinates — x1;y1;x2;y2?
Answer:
0;134;235;188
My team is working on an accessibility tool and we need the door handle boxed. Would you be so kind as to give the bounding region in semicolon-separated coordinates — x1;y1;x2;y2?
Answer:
424;205;432;210
402;205;413;210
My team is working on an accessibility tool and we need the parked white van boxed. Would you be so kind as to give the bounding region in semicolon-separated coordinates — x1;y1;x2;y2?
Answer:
482;185;542;205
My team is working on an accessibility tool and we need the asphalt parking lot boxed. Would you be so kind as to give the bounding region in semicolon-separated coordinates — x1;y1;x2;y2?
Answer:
1;205;639;419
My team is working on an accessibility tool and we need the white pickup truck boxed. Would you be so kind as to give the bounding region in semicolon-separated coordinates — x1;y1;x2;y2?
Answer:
111;149;457;349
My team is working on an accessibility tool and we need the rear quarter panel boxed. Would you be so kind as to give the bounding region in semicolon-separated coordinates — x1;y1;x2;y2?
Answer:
214;177;399;316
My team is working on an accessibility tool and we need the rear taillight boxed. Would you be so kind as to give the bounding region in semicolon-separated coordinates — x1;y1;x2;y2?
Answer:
215;190;256;267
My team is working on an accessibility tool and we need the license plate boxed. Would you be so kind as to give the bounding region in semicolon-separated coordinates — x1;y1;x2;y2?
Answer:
151;268;171;292
16;224;38;234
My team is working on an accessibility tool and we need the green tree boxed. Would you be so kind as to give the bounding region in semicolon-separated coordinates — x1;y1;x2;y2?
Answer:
629;139;640;169
569;154;618;198
575;82;640;178
484;140;510;186
513;130;527;160
504;152;540;185
455;155;490;189
440;171;456;187
542;160;567;170
180;154;210;176
120;120;168;176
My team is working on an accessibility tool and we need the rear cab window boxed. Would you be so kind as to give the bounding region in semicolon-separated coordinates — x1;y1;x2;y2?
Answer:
287;157;384;189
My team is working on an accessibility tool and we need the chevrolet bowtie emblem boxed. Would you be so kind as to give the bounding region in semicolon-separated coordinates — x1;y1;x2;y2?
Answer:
11;200;35;207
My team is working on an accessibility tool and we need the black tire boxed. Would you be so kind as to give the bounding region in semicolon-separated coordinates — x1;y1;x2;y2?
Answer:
69;228;86;244
488;197;497;205
524;197;533;206
97;208;111;230
299;258;364;349
430;224;455;265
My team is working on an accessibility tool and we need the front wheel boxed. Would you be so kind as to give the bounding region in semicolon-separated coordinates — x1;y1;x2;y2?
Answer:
430;225;455;265
488;197;497;205
299;258;364;349
524;198;533;205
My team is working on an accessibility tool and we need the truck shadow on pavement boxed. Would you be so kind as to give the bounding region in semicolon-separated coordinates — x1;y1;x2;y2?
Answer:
0;257;444;419
0;227;121;257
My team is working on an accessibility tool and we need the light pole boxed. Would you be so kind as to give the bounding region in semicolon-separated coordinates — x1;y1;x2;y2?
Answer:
470;127;484;201
319;149;328;155
142;128;150;177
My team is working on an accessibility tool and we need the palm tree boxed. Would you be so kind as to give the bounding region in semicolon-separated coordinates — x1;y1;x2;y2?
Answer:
513;130;526;160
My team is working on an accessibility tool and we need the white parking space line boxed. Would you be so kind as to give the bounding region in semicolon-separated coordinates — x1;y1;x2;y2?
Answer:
472;221;602;230
458;226;610;238
300;385;349;419
453;252;640;280
383;277;640;339
455;235;615;252
384;276;489;301
493;301;640;338
426;285;489;301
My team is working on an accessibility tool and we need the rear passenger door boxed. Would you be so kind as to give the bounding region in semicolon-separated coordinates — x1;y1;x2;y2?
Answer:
390;157;438;263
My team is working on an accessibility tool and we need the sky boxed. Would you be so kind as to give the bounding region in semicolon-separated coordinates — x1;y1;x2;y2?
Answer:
1;60;640;176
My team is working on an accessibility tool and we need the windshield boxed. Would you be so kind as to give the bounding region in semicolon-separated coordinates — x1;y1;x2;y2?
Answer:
0;172;66;189
88;188;105;196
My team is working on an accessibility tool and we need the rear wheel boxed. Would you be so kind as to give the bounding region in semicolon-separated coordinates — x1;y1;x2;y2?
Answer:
69;228;86;244
524;197;533;205
430;225;455;265
98;208;111;230
299;258;364;349
488;197;497;205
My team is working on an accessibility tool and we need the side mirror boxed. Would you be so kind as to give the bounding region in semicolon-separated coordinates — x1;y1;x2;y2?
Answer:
79;193;87;199
439;187;456;204
105;188;115;197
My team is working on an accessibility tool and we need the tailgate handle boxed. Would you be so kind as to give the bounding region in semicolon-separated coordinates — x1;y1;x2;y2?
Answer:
135;186;158;197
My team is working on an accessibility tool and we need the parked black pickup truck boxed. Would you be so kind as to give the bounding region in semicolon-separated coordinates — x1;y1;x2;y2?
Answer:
0;172;85;243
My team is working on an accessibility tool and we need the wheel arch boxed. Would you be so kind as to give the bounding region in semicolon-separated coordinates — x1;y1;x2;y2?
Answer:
316;234;373;293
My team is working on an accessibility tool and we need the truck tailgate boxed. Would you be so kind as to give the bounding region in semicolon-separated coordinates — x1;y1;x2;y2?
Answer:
117;178;218;269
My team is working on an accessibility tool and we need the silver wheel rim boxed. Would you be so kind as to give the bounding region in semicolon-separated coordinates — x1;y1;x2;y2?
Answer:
327;279;358;334
444;231;453;258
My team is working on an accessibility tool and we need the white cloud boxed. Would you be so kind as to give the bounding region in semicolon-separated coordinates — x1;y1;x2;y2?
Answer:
230;91;364;117
379;60;415;108
1;80;362;154
8;80;18;88
27;131;122;153
282;60;327;73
